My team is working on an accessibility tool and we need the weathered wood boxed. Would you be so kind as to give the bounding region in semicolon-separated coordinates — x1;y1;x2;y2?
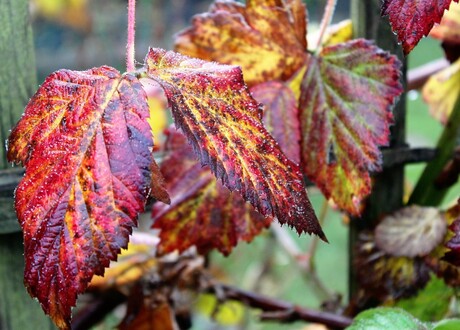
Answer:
349;0;407;306
0;0;55;328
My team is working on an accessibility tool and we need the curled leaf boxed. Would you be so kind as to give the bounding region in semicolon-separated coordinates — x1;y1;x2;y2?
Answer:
8;67;155;328
145;48;325;239
299;39;402;215
375;206;447;257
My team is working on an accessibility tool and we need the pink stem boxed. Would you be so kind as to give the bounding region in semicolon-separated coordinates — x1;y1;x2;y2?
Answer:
315;0;337;53
126;0;136;72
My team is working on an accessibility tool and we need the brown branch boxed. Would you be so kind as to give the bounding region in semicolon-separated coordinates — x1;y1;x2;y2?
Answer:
206;282;353;329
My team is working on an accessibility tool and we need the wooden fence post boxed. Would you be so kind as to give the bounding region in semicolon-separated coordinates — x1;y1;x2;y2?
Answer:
0;0;55;328
348;0;408;306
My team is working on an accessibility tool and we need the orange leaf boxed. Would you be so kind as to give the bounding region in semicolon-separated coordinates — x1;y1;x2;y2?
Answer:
145;48;324;239
175;0;308;86
152;128;271;256
7;67;159;329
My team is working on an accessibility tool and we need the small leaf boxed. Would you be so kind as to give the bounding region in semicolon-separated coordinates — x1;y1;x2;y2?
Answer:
423;58;460;125
323;20;353;46
395;275;454;322
152;128;272;256
145;48;325;239
174;0;308;86
250;81;301;163
346;307;429;330
299;39;402;215
381;0;458;54
375;206;447;257
8;67;155;329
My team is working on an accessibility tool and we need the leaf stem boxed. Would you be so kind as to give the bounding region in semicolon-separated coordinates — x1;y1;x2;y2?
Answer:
315;0;337;53
126;0;136;72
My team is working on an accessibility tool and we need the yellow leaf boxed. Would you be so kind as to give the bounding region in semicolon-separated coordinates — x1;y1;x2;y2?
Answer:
423;58;460;125
31;0;91;32
195;294;245;326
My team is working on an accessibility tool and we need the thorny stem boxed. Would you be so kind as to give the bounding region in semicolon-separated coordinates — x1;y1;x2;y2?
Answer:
315;0;337;53
126;0;136;72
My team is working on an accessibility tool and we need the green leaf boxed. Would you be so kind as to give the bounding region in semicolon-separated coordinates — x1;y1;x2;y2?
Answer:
433;319;460;330
395;276;454;322
346;307;429;330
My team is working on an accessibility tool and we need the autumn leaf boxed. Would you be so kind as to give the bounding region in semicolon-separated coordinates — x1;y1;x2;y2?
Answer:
354;232;431;303
174;0;308;86
7;67;156;329
250;81;301;163
299;40;402;215
145;48;325;239
375;206;447;257
152;128;272;256
430;1;460;45
423;58;460;125
381;0;458;54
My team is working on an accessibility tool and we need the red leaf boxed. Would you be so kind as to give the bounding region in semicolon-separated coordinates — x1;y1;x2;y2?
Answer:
299;40;402;215
444;203;460;266
7;67;155;328
145;48;325;239
152;128;271;256
250;81;301;163
381;0;458;54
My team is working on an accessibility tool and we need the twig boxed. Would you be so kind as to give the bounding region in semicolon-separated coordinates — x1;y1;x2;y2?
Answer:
205;282;352;329
407;58;449;91
270;221;337;302
315;0;337;53
126;0;136;72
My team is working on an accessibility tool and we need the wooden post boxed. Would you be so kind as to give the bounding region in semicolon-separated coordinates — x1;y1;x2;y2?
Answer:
348;0;407;306
0;0;55;328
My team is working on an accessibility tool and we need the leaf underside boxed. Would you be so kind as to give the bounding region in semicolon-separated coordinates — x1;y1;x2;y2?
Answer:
381;0;458;54
7;67;155;328
152;128;272;256
145;48;324;239
299;39;402;215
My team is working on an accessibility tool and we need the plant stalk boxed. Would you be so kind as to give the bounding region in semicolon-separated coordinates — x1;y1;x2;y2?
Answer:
408;92;460;206
126;0;136;72
315;0;337;53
